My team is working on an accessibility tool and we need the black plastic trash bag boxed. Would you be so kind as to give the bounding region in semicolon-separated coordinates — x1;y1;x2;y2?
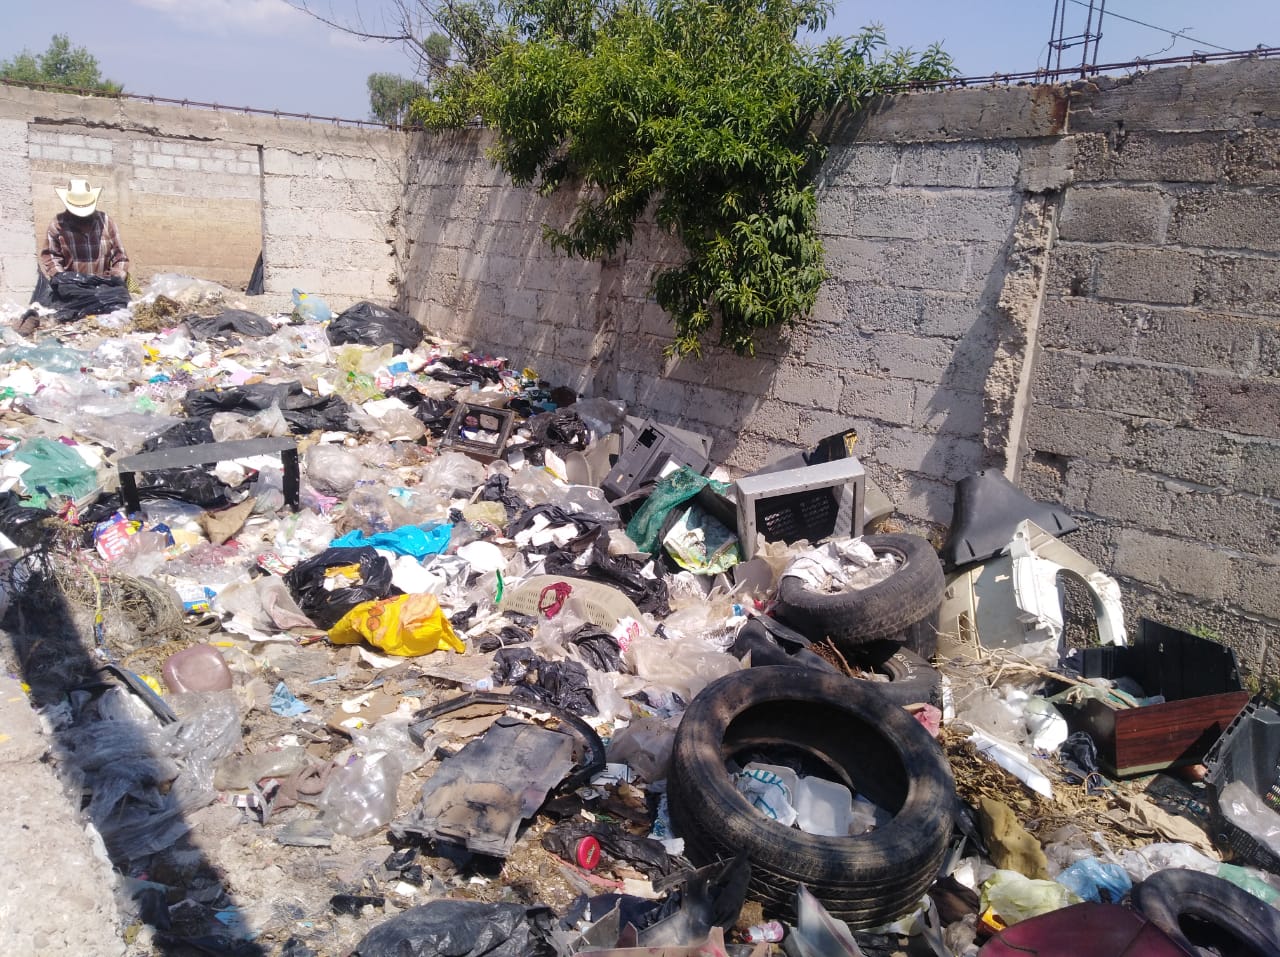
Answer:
353;900;556;957
524;409;591;455
327;301;424;351
183;382;354;434
284;546;398;630
542;820;675;880
0;491;54;548
543;530;670;617
138;467;229;508
50;272;130;321
567;624;624;673
494;648;597;717
141;418;217;453
385;387;456;436
478;474;527;521
185;309;274;340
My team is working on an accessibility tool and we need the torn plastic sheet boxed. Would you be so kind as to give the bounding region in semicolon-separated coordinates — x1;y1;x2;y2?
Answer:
790;885;865;957
396;718;577;857
352;900;556;957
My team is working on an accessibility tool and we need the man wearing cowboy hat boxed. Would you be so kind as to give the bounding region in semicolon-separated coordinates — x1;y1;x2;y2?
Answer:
38;178;130;280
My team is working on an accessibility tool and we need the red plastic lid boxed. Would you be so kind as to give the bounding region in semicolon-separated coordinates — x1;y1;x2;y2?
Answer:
575;836;601;870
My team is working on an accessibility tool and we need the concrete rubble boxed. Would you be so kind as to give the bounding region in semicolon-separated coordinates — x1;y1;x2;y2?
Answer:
0;275;1277;957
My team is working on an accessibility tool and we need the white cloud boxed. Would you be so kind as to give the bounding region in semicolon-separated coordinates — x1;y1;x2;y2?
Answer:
127;0;305;33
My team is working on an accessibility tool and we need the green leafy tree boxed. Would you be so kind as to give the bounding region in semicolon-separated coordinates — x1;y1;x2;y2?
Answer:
423;31;452;79
298;0;953;355
0;34;122;92
367;72;430;124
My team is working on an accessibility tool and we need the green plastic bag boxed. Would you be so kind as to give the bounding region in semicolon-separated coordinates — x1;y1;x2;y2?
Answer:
14;437;98;508
626;466;731;555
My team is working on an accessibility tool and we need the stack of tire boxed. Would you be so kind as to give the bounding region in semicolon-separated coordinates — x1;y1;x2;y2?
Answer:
775;532;947;708
668;533;955;928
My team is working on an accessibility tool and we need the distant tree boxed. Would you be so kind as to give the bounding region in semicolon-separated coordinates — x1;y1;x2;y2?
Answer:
0;34;122;92
423;31;451;80
367;72;429;124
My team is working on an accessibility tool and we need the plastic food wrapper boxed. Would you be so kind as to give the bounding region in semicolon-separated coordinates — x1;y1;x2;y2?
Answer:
329;593;464;657
980;870;1079;926
662;504;741;574
316;750;402;837
331;524;452;559
735;763;800;828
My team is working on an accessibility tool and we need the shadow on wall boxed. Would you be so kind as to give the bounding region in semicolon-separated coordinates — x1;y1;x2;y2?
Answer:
397;129;794;468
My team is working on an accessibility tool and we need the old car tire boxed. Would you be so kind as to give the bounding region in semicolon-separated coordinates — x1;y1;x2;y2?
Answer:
668;667;955;928
1132;868;1280;957
852;641;943;710
775;533;944;658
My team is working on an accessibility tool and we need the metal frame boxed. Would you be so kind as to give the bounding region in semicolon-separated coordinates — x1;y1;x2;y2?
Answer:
117;437;300;514
733;456;866;560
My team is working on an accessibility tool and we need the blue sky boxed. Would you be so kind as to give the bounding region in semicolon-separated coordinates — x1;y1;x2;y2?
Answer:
3;1;1276;121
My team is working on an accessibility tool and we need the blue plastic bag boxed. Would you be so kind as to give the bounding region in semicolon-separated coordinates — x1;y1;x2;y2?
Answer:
1056;858;1132;903
331;523;452;559
291;288;332;323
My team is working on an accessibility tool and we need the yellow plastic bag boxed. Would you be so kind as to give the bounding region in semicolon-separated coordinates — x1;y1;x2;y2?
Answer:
329;593;464;657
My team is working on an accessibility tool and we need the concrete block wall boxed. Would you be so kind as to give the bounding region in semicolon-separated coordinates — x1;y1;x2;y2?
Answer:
0;119;35;302
0;64;1276;672
0;85;407;305
1021;113;1280;673
25;126;263;289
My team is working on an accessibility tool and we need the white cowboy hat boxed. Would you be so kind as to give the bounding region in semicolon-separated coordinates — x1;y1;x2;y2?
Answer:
55;178;102;217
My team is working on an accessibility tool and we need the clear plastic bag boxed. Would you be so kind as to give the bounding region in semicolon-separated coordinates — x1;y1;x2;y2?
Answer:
421;452;486;498
354;714;427;772
1220;781;1280;858
304;444;363;495
316;750;403;837
980;870;1078;926
144;273;237;308
89;338;144;376
608;715;679;783
210;412;256;443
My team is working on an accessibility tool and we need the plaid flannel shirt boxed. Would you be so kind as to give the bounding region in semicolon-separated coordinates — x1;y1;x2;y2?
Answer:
39;211;130;279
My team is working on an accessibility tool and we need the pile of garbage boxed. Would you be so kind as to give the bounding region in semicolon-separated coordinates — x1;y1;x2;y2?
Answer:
1;275;1279;957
